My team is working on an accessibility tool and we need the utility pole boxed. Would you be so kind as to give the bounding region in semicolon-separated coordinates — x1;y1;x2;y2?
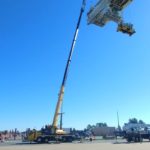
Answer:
117;111;121;130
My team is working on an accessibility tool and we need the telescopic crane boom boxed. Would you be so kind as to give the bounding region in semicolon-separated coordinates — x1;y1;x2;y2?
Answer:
52;0;86;132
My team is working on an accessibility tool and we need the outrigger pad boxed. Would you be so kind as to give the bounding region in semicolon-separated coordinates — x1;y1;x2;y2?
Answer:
117;22;136;36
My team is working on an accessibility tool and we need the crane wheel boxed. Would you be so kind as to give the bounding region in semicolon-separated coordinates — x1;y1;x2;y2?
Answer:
44;137;49;143
36;137;43;143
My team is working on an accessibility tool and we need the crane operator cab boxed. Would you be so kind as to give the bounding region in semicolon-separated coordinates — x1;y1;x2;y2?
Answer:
117;22;136;36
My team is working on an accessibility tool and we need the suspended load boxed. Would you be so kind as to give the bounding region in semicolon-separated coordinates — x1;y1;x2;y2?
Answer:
87;0;135;36
117;22;135;36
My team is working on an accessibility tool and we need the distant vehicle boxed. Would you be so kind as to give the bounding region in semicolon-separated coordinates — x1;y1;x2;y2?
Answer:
87;0;135;36
124;127;150;142
115;123;150;142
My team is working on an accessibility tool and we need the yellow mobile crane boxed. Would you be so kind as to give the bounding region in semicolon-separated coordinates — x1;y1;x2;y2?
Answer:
25;0;86;143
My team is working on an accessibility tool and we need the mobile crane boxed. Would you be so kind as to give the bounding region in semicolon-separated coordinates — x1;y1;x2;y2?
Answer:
24;0;136;143
25;0;86;143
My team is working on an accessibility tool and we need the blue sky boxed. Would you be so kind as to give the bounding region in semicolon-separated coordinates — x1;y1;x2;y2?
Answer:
0;0;150;131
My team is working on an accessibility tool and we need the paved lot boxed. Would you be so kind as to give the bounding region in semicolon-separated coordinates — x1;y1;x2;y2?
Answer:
0;140;150;150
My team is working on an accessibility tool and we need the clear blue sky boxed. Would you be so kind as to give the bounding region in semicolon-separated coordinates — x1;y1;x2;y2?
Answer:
0;0;150;131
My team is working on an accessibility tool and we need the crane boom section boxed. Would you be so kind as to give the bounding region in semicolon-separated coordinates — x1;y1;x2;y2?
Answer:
52;0;86;128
